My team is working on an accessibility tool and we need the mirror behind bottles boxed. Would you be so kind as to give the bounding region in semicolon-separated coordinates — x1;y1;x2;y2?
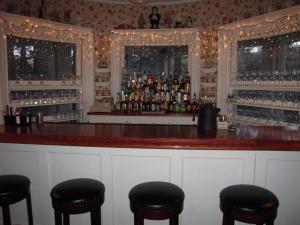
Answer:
124;45;188;77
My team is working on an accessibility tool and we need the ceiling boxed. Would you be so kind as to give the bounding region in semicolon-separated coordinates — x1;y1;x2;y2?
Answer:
86;0;201;5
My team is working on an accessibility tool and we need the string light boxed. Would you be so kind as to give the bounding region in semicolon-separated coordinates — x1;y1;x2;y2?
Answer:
0;14;107;60
219;12;300;55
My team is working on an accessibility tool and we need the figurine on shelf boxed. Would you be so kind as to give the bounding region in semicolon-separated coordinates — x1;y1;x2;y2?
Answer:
138;14;146;29
149;7;161;29
20;0;32;17
48;5;60;22
185;16;193;28
38;0;47;19
163;11;173;28
174;15;183;28
64;9;72;24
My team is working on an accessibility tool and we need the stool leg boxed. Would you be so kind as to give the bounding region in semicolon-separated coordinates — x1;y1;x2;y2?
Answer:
2;206;11;225
63;213;70;225
222;213;234;225
134;213;144;225
91;208;101;225
26;192;34;225
54;210;62;225
170;215;179;225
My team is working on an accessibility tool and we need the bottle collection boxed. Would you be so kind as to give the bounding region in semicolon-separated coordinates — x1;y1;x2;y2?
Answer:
114;72;198;113
3;105;32;126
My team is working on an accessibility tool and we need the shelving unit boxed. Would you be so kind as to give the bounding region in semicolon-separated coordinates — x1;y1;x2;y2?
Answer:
218;6;300;127
200;67;217;103
0;12;94;124
228;100;300;111
94;67;111;99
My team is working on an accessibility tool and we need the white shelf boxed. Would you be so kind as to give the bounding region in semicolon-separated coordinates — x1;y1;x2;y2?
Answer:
95;96;112;99
230;84;300;91
11;100;80;108
95;81;110;86
94;67;110;73
201;83;216;85
200;67;217;73
229;115;288;127
44;116;81;122
9;81;82;91
229;101;300;111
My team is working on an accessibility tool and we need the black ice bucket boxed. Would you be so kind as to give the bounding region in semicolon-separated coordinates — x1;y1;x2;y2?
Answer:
197;103;217;132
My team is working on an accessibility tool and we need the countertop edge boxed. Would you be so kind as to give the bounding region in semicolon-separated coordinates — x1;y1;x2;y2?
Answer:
1;133;300;151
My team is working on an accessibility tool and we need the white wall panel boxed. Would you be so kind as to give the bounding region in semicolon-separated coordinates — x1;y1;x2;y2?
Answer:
112;155;171;225
0;150;41;225
255;151;300;225
182;151;255;225
48;152;102;225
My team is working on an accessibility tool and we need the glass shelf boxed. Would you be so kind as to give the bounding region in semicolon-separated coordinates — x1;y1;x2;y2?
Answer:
229;105;299;125
229;30;300;126
229;101;300;111
9;81;82;91
236;31;300;82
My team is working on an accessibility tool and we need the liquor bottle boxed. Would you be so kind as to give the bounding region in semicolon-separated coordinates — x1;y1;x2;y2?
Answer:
124;86;129;102
133;101;139;112
147;72;153;85
115;102;121;111
26;112;31;124
122;101;127;112
128;99;133;112
163;101;169;112
141;100;146;112
175;102;181;113
151;99;156;112
169;102;174;112
185;76;191;93
192;93;198;112
180;103;187;113
145;101;151;112
156;101;161;111
16;112;21;125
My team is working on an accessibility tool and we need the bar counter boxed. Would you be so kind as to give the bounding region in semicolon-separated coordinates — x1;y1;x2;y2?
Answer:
0;123;300;225
0;123;300;150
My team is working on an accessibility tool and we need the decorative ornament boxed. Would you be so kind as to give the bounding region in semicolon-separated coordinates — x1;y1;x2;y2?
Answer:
138;14;146;29
149;7;161;29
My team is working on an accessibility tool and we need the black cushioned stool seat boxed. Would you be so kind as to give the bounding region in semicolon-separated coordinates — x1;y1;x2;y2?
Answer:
129;181;184;225
219;184;279;225
50;178;105;225
0;175;33;225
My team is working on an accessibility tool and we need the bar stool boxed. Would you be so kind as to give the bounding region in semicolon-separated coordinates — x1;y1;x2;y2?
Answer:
0;174;34;225
129;181;184;225
50;178;105;225
219;184;279;225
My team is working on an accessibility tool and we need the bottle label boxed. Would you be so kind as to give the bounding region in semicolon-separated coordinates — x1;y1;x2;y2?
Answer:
16;116;20;125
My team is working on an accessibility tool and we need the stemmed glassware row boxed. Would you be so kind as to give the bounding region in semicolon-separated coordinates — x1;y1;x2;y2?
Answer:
235;105;300;125
232;69;300;86
233;90;300;108
9;89;81;106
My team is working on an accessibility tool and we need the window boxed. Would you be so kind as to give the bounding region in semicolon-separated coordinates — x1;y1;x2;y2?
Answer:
7;36;76;81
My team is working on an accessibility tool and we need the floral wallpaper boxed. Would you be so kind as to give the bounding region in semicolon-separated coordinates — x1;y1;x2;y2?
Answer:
0;0;298;102
0;0;299;33
0;0;299;67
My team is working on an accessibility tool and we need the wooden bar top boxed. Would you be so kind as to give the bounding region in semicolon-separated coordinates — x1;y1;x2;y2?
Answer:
0;123;299;150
